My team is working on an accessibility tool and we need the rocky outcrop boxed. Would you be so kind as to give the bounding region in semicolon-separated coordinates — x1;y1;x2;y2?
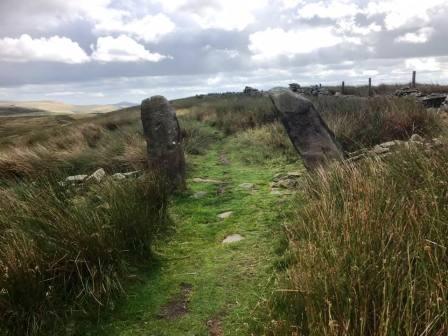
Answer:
421;94;447;108
347;135;444;162
269;88;344;170
394;87;447;108
243;86;262;96
141;95;186;190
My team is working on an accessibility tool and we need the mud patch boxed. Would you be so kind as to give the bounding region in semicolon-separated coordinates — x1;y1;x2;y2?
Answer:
207;318;224;336
219;153;230;165
157;283;192;320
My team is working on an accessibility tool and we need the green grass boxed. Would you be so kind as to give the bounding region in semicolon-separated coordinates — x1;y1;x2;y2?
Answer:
79;128;302;335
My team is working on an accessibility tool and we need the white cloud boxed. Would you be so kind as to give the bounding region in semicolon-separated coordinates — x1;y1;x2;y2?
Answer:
249;27;356;60
91;35;169;62
395;27;435;43
153;0;267;31
366;0;447;30
297;0;360;19
0;34;89;64
405;57;441;71
94;13;175;42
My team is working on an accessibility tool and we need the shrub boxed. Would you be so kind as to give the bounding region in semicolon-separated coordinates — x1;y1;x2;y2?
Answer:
0;174;170;335
273;145;448;335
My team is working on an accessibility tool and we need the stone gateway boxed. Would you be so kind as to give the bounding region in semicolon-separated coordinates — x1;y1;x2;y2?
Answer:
141;95;186;190
269;88;344;170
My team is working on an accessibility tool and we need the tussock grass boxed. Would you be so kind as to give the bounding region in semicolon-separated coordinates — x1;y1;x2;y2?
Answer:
271;146;448;335
178;118;221;155
0;174;170;335
0;108;146;180
315;96;442;151
230;122;297;164
184;95;276;134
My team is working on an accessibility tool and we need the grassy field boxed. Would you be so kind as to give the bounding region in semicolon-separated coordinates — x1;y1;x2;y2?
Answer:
0;92;447;335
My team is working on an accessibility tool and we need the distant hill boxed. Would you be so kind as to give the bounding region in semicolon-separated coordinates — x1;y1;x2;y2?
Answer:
0;100;135;116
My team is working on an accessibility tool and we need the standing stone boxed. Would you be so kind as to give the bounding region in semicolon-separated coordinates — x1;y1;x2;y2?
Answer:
141;96;186;190
269;88;344;170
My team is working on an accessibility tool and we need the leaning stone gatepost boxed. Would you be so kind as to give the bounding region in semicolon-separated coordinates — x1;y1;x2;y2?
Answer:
141;95;186;190
269;88;344;170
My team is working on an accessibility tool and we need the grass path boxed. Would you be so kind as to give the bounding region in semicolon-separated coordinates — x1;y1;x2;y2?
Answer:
86;132;300;336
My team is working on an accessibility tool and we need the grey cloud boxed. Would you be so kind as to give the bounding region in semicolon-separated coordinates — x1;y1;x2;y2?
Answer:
0;0;447;103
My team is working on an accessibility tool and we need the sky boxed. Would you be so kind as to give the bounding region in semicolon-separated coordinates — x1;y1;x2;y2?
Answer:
0;0;447;104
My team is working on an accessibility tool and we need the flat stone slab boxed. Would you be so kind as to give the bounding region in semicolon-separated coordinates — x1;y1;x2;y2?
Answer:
239;183;255;190
217;211;233;219
192;178;224;184
192;191;207;199
222;234;244;244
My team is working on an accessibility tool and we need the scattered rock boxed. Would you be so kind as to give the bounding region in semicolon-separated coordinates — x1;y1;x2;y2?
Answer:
238;183;255;190
270;189;283;196
218;211;233;219
421;93;447;108
123;170;142;178
192;191;207;199
141;95;186;190
286;171;302;178
394;87;423;97
207;318;224;336
289;83;301;93
243;86;262;96
112;173;126;180
87;168;106;183
65;175;88;183
269;87;344;170
222;234;244;244
158;283;192;320
373;145;390;155
410;134;424;143
193;178;224;184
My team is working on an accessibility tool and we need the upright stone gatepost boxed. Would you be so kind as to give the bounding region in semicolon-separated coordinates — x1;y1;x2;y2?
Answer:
141;95;186;190
269;88;344;170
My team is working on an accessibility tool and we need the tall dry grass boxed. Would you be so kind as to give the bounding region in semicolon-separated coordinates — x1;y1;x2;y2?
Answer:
315;96;442;151
0;173;170;335
184;95;276;134
270;145;448;335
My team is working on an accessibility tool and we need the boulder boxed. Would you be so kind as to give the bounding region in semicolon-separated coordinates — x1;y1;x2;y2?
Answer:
87;168;106;183
269;88;344;170
141;96;186;190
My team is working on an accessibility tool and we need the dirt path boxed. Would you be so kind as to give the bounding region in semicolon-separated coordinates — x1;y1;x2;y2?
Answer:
86;134;300;336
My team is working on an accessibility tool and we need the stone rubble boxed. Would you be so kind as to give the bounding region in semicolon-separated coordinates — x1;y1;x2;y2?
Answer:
243;86;262;97
61;170;141;187
394;87;447;108
347;134;444;162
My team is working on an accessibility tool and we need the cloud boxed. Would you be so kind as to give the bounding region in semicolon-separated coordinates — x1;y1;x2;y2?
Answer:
297;0;360;19
249;27;359;60
91;35;169;62
0;34;89;63
366;0;447;30
405;57;441;71
395;27;435;44
154;0;268;31
94;13;175;42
